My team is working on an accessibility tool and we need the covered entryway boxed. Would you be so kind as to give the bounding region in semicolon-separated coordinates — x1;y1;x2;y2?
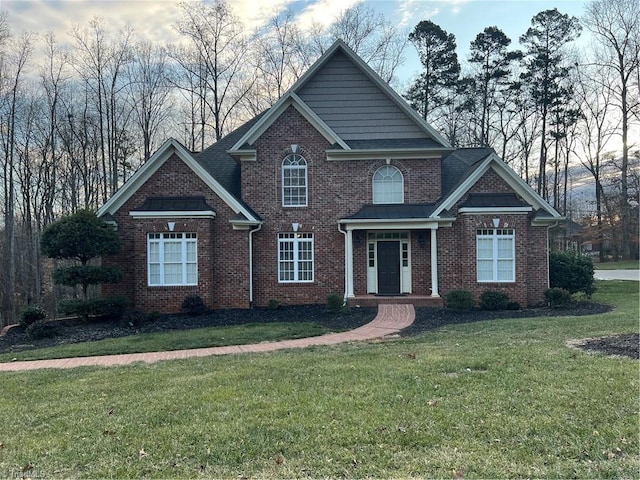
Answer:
377;241;401;295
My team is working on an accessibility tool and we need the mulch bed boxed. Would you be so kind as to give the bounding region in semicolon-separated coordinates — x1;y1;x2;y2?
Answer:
0;305;377;355
2;302;636;360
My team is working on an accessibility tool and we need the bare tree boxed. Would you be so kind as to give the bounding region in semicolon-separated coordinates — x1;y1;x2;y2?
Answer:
584;0;640;259
71;18;135;201
127;42;173;163
171;0;253;146
0;30;34;326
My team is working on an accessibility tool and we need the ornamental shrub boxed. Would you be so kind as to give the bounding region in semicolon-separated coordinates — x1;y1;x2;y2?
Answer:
479;290;510;311
544;287;573;308
26;320;60;339
326;293;349;314
19;305;47;326
445;289;475;311
549;250;595;296
181;295;207;316
59;296;127;321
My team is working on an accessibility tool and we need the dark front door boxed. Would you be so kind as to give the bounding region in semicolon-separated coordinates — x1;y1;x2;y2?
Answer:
377;241;401;295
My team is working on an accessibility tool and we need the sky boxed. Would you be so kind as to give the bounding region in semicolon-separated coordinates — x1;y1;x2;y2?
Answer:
2;0;590;85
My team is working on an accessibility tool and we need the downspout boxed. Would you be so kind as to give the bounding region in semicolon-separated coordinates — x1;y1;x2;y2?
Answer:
248;223;262;307
546;221;560;288
337;223;348;304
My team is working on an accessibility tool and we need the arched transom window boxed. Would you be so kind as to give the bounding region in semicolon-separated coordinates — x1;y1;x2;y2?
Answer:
282;154;307;207
372;165;404;204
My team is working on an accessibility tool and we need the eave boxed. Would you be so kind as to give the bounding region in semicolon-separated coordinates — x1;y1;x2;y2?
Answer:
326;148;453;161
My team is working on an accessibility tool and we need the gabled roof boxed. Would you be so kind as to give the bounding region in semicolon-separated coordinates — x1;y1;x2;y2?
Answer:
433;150;563;222
229;40;452;156
97;138;261;225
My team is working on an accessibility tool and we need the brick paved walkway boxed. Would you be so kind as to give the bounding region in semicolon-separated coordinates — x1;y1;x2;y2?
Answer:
0;304;415;372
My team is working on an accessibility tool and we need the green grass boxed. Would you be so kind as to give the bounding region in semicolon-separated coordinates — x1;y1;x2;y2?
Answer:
0;281;637;479
595;259;640;270
0;322;328;362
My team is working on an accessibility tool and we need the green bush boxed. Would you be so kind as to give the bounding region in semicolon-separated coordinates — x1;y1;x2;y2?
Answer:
445;289;475;311
19;305;47;326
506;301;521;311
479;291;510;311
268;299;281;310
181;295;207;316
326;293;348;314
26;320;60;339
549;250;595;296
59;296;127;321
147;311;161;322
544;287;573;308
121;310;148;327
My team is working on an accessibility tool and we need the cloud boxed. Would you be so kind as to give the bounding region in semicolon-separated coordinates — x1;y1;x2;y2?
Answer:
294;0;363;31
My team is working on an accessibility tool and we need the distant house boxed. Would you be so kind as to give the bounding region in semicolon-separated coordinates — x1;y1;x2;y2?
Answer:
97;40;562;313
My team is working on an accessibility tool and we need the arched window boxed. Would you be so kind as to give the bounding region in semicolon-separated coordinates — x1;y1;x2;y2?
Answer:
372;165;403;204
282;154;307;207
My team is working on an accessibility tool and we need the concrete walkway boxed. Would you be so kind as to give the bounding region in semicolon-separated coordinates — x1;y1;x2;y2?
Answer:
0;304;415;372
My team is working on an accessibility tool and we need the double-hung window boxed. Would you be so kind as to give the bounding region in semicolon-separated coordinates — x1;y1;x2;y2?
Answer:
278;233;313;282
148;233;197;286
476;229;515;282
282;154;307;207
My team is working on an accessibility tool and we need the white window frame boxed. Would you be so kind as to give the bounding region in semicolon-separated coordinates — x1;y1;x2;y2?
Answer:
372;165;404;204
148;232;198;286
278;233;314;283
476;228;515;282
282;154;308;207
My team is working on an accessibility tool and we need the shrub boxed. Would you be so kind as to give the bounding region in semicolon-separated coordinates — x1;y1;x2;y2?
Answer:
181;295;207;316
506;301;521;311
549;250;595;296
544;287;573;308
268;299;281;310
445;290;475;311
19;305;47;326
26;320;60;339
147;311;161;322
326;293;348;314
58;296;127;321
479;290;510;311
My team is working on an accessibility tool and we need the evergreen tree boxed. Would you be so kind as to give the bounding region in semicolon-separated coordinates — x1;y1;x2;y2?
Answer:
520;8;582;198
405;20;460;122
468;26;522;146
40;209;122;299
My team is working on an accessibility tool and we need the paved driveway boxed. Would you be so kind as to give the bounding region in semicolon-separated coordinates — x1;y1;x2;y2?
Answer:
594;269;640;281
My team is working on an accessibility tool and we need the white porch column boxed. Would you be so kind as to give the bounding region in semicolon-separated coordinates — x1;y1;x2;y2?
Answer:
430;228;440;297
345;228;355;298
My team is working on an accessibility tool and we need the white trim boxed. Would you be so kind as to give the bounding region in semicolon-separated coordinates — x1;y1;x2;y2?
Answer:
372;165;404;204
129;210;216;219
326;148;451;161
229;95;349;152
476;228;515;283
341;219;443;230
277;232;314;283
430;229;439;297
432;152;562;219
97;138;260;224
459;206;533;214
147;232;198;287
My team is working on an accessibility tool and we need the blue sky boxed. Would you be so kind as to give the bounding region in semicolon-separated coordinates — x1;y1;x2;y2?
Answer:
2;0;589;84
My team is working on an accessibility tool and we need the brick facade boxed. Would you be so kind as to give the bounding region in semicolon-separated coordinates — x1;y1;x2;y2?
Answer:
104;111;551;312
103;154;251;312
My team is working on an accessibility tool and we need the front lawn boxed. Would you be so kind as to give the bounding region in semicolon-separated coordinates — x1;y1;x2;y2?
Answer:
0;281;637;478
595;259;640;270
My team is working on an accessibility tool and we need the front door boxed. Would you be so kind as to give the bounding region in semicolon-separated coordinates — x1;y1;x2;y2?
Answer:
377;241;401;295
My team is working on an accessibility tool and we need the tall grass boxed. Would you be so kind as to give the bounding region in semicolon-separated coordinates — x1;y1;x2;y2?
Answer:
0;281;637;479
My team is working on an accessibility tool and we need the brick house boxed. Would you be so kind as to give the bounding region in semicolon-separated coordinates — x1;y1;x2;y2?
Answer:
97;40;562;313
